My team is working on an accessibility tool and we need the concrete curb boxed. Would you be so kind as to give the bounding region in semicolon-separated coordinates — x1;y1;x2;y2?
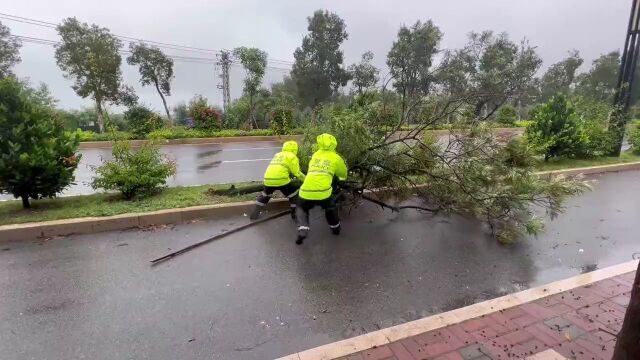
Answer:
0;199;289;242
535;161;640;177
78;135;302;149
276;260;639;360
1;161;639;242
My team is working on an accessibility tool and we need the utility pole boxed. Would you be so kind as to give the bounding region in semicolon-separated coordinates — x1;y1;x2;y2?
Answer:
217;50;231;113
611;0;640;156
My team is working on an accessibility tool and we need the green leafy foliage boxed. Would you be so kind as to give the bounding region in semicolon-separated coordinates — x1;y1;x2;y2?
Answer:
146;127;277;140
291;10;351;107
526;95;587;161
348;51;379;94
496;104;518;125
539;50;584;101
630;123;640;154
91;141;176;199
0;77;81;208
173;102;188;126
188;95;222;130
124;104;163;137
501;137;536;168
224;98;250;129
127;42;174;120
300;96;587;242
55;17;134;132
387;20;442;110
270;105;294;135
0;21;21;78
233;47;267;128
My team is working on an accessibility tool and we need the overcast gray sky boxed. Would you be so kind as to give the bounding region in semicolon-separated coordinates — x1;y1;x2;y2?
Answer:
2;0;632;112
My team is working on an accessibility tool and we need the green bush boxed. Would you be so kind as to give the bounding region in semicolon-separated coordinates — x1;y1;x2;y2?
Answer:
581;121;615;157
0;77;81;208
224;99;250;129
525;95;587;161
500;137;535;168
124;105;163;137
146;127;278;140
70;129;134;142
91;141;176;199
630;124;640;154
270;105;294;135
514;120;532;128
188;95;223;130
496;105;518;125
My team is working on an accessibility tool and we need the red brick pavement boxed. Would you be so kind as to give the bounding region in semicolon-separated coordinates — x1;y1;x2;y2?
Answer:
338;271;634;360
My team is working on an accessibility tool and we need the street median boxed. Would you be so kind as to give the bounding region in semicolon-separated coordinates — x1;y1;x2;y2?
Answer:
1;160;639;242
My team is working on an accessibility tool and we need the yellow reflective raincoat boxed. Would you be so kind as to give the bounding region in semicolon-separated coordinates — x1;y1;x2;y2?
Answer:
299;134;348;201
263;141;305;187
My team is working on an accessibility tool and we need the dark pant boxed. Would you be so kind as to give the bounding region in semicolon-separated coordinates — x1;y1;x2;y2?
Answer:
295;196;340;238
255;182;299;210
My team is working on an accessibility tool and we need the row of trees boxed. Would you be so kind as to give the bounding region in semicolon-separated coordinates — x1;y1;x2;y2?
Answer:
0;13;632;138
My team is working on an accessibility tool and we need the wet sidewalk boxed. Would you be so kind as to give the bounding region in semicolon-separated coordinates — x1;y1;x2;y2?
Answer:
284;261;637;360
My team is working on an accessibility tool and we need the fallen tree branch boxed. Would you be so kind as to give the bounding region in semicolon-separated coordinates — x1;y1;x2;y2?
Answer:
360;193;439;214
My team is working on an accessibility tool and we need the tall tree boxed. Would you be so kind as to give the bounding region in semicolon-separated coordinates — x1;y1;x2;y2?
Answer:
348;51;380;94
387;20;442;121
127;42;174;121
0;21;21;78
233;47;267;129
574;51;620;103
291;10;351;107
462;31;541;118
55;18;131;132
539;50;584;101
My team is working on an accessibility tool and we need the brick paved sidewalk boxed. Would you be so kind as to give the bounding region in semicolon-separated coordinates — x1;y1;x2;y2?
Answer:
340;271;634;360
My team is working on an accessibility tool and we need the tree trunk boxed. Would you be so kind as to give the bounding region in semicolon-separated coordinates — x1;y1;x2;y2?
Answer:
249;94;255;130
612;261;640;360
155;82;172;124
21;195;30;209
96;101;105;133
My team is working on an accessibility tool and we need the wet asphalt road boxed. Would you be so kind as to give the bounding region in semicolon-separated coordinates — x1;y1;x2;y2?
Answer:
0;141;282;201
1;171;639;360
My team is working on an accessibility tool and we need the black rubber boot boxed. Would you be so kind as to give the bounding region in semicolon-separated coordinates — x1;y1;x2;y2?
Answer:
249;206;261;220
295;234;305;245
331;226;341;235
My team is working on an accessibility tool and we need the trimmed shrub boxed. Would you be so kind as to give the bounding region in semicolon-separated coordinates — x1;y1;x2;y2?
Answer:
496;104;518;125
0;77;81;208
525;95;587;161
124;105;163;137
91;141;176;199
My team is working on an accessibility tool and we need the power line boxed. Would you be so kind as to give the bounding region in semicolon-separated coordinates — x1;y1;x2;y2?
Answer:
12;34;293;72
0;12;294;65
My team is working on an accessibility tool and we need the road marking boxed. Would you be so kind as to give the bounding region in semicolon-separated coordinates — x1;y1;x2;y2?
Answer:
221;159;272;163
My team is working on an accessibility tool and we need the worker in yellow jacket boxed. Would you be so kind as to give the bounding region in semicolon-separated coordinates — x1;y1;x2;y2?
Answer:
250;141;305;220
295;133;348;245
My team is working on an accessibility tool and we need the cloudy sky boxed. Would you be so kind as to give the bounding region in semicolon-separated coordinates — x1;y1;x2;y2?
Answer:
2;0;632;112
